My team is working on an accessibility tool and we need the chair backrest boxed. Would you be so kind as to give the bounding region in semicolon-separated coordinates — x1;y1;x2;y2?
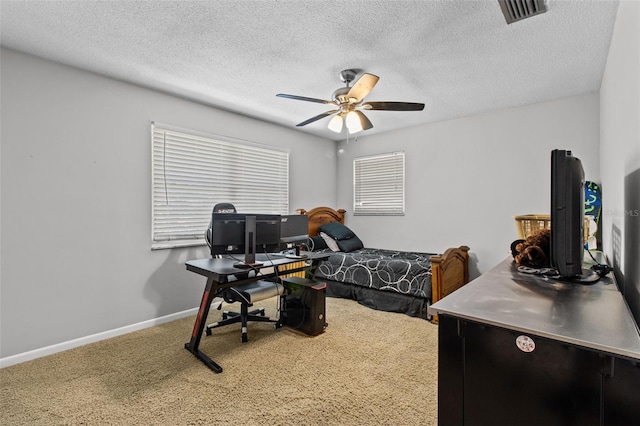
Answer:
205;203;237;248
213;203;237;214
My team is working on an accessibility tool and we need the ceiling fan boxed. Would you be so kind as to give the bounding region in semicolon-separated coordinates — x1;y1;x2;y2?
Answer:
276;69;425;134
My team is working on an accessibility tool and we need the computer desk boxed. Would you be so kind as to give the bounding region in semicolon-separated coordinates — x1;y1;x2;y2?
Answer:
184;251;329;373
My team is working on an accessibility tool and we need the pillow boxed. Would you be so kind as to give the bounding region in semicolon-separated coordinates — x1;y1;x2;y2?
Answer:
309;235;328;251
319;232;341;252
337;235;364;253
318;222;356;240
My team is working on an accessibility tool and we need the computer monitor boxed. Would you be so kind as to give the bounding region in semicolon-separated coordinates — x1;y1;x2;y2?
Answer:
279;215;309;254
210;212;281;267
550;149;586;279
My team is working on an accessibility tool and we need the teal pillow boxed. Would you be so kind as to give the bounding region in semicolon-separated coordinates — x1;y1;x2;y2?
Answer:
337;236;364;252
318;222;356;241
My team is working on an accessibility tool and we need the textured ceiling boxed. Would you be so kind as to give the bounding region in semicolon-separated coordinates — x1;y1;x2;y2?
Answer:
0;0;620;141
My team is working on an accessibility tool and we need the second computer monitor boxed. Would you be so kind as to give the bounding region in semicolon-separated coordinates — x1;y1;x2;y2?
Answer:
280;214;309;251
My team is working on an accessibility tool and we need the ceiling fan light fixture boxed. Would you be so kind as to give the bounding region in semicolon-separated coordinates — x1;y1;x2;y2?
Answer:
277;69;423;134
345;110;363;133
328;114;343;133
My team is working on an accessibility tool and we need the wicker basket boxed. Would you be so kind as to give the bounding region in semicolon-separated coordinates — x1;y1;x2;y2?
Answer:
514;214;590;242
514;214;551;239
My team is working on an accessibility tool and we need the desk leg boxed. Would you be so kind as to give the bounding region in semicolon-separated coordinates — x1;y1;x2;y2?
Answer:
305;259;322;280
184;277;223;373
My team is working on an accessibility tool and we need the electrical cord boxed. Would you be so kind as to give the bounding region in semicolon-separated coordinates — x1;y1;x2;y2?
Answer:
585;247;613;277
219;245;284;314
517;266;560;278
517;246;612;284
262;246;285;318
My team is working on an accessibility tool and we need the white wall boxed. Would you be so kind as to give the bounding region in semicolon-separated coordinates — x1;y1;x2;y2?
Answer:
0;48;337;359
600;0;640;323
336;93;601;276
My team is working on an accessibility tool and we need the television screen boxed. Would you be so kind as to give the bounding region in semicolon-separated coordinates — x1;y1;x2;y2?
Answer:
550;149;585;278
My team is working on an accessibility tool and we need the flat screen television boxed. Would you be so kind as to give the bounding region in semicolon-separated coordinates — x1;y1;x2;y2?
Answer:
210;213;281;267
550;149;586;279
279;214;309;257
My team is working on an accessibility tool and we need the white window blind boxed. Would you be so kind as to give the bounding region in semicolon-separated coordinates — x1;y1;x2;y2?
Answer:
151;123;289;249
353;151;405;216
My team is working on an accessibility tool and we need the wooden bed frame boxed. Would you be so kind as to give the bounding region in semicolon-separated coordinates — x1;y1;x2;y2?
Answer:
297;206;470;323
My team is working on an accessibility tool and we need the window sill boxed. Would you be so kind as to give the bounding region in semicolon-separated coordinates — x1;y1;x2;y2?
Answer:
151;240;207;250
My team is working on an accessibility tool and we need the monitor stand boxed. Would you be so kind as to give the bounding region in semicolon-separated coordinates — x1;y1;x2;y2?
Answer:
560;268;601;284
285;245;308;259
233;215;264;269
233;261;264;269
285;254;307;259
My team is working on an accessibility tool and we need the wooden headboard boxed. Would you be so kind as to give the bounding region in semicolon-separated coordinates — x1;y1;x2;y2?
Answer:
296;207;346;237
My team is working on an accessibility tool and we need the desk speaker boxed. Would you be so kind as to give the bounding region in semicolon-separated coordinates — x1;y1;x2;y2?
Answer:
283;277;327;336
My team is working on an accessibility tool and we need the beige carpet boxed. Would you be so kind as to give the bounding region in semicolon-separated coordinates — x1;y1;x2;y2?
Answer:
1;297;439;425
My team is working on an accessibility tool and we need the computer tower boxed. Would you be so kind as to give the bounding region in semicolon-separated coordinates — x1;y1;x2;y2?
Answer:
283;277;327;336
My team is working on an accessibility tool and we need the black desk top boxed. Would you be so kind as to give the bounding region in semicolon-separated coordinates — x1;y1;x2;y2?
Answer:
186;251;329;282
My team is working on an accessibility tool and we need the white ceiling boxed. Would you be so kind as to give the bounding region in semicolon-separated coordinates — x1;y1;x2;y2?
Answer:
0;0;620;141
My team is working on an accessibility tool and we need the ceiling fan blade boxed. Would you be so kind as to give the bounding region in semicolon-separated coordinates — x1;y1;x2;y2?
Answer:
346;73;379;103
296;110;339;127
362;101;425;111
354;110;373;131
276;93;335;105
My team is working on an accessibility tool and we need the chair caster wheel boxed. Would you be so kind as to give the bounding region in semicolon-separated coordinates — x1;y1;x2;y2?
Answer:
205;328;212;336
222;313;228;320
242;335;248;343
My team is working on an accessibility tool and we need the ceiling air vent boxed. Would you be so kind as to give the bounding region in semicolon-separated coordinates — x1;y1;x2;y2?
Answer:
498;0;548;24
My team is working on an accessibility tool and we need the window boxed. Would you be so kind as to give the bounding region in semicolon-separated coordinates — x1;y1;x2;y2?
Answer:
151;123;289;249
353;151;405;216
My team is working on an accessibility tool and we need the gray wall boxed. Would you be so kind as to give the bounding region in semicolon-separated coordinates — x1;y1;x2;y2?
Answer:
335;93;601;276
600;0;640;324
0;48;337;359
3;1;638;362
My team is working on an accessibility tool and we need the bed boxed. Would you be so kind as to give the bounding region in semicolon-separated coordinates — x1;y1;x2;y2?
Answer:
296;206;470;323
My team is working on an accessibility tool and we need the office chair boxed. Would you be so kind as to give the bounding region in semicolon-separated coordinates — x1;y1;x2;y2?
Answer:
205;203;284;342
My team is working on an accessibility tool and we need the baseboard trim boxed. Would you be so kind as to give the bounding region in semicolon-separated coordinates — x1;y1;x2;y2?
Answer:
0;304;216;368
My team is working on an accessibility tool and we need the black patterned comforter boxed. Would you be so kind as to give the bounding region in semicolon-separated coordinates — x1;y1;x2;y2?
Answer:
314;248;436;299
